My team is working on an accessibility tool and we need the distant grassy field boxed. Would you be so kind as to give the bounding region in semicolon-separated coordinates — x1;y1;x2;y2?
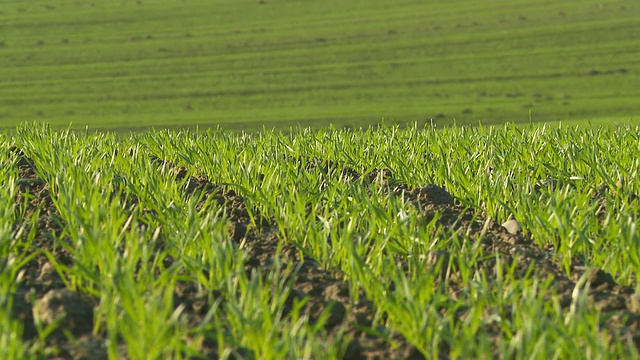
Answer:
1;0;639;130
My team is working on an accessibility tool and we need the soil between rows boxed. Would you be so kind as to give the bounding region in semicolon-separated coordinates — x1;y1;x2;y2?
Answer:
6;151;640;359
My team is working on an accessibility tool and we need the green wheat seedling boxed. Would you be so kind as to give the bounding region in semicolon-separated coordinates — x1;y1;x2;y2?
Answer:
2;122;640;359
0;147;32;359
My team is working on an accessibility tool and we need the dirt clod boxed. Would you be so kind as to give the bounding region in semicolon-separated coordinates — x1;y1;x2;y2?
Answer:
404;184;455;206
35;288;94;337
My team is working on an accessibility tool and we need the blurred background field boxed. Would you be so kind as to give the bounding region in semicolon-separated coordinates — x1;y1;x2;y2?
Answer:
0;0;638;130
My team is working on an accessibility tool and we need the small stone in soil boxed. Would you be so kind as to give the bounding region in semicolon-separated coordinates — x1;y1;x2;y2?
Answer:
501;219;522;235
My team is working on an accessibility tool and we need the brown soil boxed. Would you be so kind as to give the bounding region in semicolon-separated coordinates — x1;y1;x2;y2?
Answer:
6;151;640;359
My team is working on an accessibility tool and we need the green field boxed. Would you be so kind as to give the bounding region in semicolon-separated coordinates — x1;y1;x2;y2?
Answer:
1;0;639;130
2;123;640;358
